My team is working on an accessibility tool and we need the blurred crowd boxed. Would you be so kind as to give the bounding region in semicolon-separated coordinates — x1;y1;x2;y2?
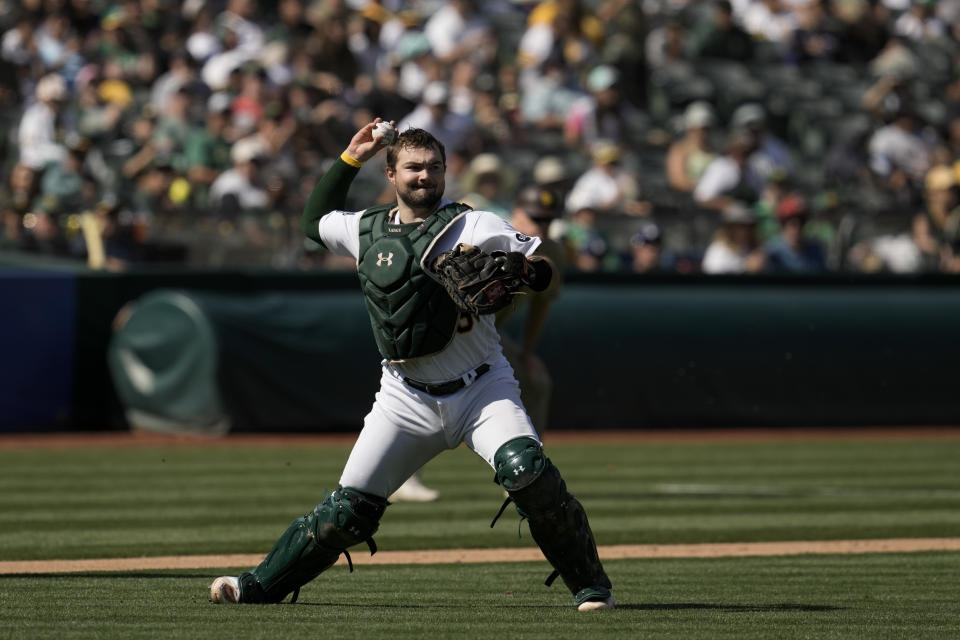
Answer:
2;0;960;274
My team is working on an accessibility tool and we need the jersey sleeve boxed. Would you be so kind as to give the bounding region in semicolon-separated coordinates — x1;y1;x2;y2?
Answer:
301;156;360;247
466;210;542;257
317;210;362;260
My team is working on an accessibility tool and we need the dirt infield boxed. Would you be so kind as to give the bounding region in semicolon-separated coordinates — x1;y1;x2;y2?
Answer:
4;538;960;575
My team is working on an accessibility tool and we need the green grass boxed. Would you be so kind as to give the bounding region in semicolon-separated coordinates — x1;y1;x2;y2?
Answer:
2;554;959;639
1;437;959;638
1;439;958;560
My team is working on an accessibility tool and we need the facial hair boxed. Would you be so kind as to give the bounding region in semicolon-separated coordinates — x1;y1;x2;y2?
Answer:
396;178;444;212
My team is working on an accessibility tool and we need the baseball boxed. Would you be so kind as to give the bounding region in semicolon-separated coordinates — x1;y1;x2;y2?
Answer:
372;121;397;144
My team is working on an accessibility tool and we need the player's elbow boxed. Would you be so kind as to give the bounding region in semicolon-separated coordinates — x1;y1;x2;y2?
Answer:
527;255;556;293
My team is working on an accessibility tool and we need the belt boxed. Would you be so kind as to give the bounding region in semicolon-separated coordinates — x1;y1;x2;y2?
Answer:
403;363;491;396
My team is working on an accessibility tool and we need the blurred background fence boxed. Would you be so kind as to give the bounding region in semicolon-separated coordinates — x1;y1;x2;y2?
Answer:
4;262;959;433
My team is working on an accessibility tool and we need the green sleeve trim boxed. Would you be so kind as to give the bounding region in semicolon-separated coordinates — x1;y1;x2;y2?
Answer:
301;157;361;246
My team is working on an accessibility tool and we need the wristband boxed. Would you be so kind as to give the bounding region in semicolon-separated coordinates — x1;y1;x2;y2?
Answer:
340;151;363;168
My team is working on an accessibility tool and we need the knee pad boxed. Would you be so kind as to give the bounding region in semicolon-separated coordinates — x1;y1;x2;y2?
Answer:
316;486;387;550
493;437;549;492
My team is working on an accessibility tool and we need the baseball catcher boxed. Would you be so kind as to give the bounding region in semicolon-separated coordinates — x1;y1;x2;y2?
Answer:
209;121;613;612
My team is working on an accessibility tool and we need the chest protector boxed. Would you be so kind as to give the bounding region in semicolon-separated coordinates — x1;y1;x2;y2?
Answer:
356;202;471;360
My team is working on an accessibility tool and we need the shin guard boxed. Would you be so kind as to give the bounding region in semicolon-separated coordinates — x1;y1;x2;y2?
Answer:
492;438;611;598
238;486;387;603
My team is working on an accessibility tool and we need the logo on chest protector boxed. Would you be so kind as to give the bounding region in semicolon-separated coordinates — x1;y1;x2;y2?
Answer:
376;252;394;267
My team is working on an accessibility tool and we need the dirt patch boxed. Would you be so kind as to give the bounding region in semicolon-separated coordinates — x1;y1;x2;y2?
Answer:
4;538;960;575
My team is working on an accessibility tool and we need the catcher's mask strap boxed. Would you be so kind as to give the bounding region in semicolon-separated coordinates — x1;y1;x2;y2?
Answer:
403;363;490;396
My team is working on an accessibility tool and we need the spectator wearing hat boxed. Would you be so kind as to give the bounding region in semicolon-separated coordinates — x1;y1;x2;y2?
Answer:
347;3;391;79
120;105;162;181
534;155;570;195
751;170;791;242
37;134;97;218
764;194;827;272
34;12;80;73
693;128;759;210
731;102;794;195
645;15;691;71
564;64;639;151
149;50;198;113
185;93;235;200
666;101;718;193
152;86;194;168
456;152;514;218
125;152;179;246
186;6;222;64
629;221;667;273
74;70;126;143
96;58;136;112
701;201;765;273
393;31;436;103
495;184;567;434
565;139;648;216
18;74;68;172
208;136;269;214
565;205;618;271
868;104;932;186
518;0;603;72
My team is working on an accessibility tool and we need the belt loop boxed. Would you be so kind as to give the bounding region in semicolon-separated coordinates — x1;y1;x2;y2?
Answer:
464;362;489;387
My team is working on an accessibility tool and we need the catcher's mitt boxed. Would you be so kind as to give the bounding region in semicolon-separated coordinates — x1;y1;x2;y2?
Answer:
430;243;535;316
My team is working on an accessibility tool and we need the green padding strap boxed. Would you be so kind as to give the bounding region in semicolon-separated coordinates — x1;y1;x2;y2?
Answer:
239;487;387;603
493;437;548;492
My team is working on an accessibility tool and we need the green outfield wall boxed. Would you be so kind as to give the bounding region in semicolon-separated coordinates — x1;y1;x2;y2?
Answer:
3;261;959;431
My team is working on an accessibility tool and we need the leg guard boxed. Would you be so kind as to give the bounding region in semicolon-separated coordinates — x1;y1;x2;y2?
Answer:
237;486;387;603
492;438;612;600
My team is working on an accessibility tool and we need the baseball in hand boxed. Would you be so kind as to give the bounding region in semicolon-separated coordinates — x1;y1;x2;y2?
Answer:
372;121;397;144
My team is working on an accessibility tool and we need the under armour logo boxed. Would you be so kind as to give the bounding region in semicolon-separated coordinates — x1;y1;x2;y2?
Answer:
377;252;394;267
513;465;525;476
